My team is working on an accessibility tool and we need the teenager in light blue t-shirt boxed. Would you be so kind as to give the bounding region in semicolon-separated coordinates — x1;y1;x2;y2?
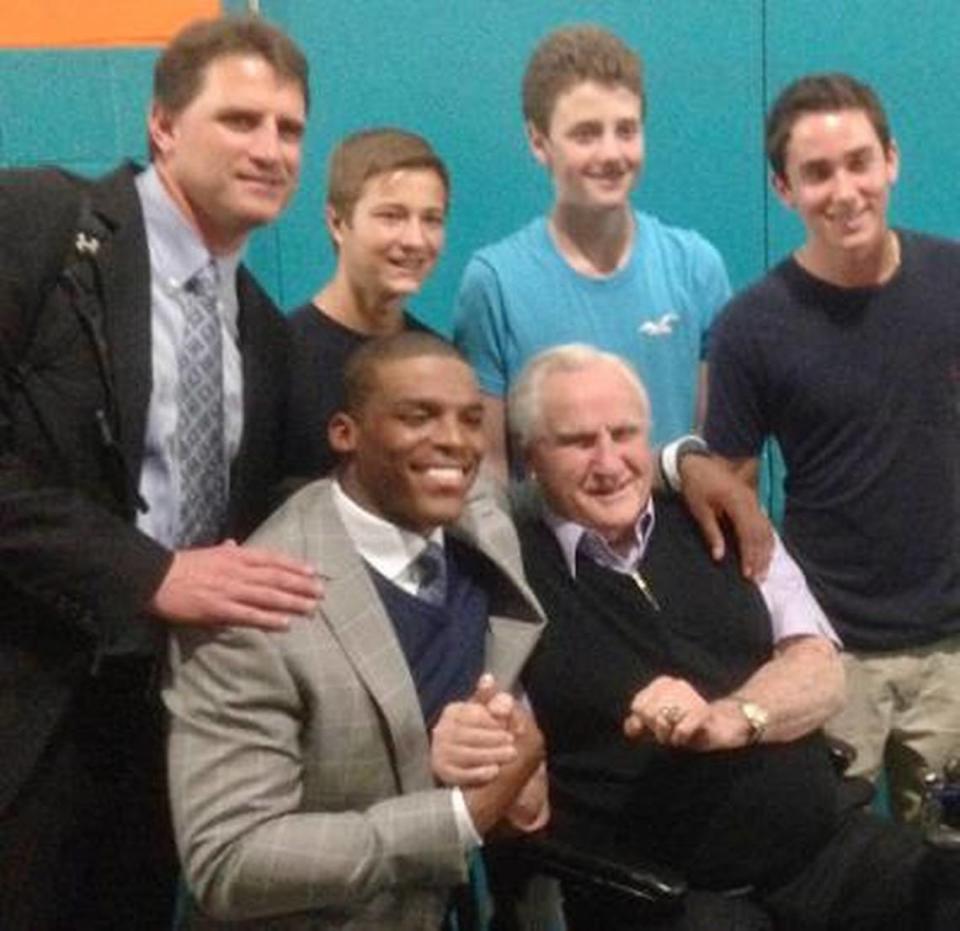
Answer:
453;24;731;479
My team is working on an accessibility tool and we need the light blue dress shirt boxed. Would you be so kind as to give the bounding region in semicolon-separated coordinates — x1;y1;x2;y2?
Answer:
134;166;244;548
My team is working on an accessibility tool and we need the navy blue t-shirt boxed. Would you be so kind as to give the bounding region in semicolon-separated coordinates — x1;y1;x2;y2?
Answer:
706;231;960;649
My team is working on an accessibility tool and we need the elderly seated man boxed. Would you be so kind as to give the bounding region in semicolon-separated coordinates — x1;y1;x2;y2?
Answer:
470;343;957;930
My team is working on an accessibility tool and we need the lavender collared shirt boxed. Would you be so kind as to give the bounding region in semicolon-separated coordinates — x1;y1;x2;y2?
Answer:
135;166;244;548
544;498;840;645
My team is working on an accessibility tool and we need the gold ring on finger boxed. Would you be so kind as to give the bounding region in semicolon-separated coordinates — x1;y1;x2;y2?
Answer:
658;704;685;725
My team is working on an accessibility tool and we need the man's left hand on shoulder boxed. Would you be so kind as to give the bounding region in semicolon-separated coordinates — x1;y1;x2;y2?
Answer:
664;439;773;581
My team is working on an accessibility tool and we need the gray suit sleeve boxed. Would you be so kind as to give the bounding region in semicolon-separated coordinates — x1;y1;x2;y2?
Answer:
164;623;467;922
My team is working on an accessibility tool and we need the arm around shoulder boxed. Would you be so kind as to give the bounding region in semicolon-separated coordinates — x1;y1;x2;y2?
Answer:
675;450;772;580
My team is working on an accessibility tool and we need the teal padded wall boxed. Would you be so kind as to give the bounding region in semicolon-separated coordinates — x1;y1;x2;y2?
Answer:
3;1;956;325
0;49;154;176
3;0;957;518
259;0;764;331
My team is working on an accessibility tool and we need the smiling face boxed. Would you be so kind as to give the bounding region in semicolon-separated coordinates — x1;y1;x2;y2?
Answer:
149;53;305;254
528;80;644;212
330;167;447;308
330;354;485;534
774;108;898;267
526;360;652;547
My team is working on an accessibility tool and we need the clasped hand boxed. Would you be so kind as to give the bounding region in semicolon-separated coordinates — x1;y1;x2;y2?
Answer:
624;675;749;751
431;673;549;834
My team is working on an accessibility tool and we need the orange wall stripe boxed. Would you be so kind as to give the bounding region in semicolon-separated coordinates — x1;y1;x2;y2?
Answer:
2;1;223;49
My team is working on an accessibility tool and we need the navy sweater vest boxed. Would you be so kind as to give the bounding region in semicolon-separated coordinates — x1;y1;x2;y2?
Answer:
370;536;489;727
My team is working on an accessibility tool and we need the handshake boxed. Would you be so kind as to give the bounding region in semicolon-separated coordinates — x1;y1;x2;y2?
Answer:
430;673;549;837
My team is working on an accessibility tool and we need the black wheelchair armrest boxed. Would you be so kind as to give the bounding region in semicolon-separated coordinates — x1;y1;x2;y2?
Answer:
922;758;960;850
487;825;687;910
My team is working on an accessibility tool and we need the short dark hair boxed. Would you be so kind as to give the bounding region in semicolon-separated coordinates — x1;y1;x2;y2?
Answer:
766;72;891;178
342;333;466;415
522;24;645;134
154;14;310;115
327;128;449;223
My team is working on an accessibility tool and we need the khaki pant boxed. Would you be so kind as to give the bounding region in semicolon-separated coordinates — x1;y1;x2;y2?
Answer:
826;634;960;823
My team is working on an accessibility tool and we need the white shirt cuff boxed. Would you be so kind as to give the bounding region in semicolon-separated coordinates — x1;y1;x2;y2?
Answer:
660;435;708;492
452;787;483;850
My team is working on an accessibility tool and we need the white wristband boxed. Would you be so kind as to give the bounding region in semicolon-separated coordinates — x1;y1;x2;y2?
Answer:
660;435;710;493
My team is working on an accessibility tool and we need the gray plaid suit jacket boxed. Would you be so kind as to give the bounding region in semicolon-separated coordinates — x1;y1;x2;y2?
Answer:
165;478;545;930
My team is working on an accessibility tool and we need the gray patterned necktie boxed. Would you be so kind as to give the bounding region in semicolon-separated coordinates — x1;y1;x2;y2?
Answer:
176;260;226;547
416;541;447;605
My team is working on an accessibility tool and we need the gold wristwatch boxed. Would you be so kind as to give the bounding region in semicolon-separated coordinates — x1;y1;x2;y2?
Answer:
735;698;769;745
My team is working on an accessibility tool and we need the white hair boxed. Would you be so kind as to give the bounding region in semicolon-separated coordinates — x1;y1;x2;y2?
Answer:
507;343;651;451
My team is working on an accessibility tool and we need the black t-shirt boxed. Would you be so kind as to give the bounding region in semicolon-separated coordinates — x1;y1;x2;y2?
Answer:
705;231;960;649
283;304;432;480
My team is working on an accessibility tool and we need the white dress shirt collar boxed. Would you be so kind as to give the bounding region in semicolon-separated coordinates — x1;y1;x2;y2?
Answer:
136;165;242;337
331;479;444;594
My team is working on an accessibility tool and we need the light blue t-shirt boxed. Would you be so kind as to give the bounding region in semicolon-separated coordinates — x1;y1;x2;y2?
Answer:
453;211;731;447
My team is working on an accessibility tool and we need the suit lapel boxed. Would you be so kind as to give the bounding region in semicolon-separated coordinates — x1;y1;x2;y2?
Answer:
298;483;434;792
229;268;279;525
451;486;546;689
233;270;261;497
88;164;153;479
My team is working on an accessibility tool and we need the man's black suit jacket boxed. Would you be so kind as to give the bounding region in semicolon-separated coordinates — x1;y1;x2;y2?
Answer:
0;163;290;811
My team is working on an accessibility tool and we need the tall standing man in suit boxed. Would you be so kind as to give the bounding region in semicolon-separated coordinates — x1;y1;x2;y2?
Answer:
165;332;547;930
0;15;320;930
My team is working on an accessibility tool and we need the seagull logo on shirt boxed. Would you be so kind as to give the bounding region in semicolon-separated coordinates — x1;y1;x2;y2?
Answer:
639;313;679;337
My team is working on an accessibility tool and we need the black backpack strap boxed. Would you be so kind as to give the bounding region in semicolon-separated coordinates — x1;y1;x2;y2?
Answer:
1;186;107;468
1;173;105;371
1;174;147;514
